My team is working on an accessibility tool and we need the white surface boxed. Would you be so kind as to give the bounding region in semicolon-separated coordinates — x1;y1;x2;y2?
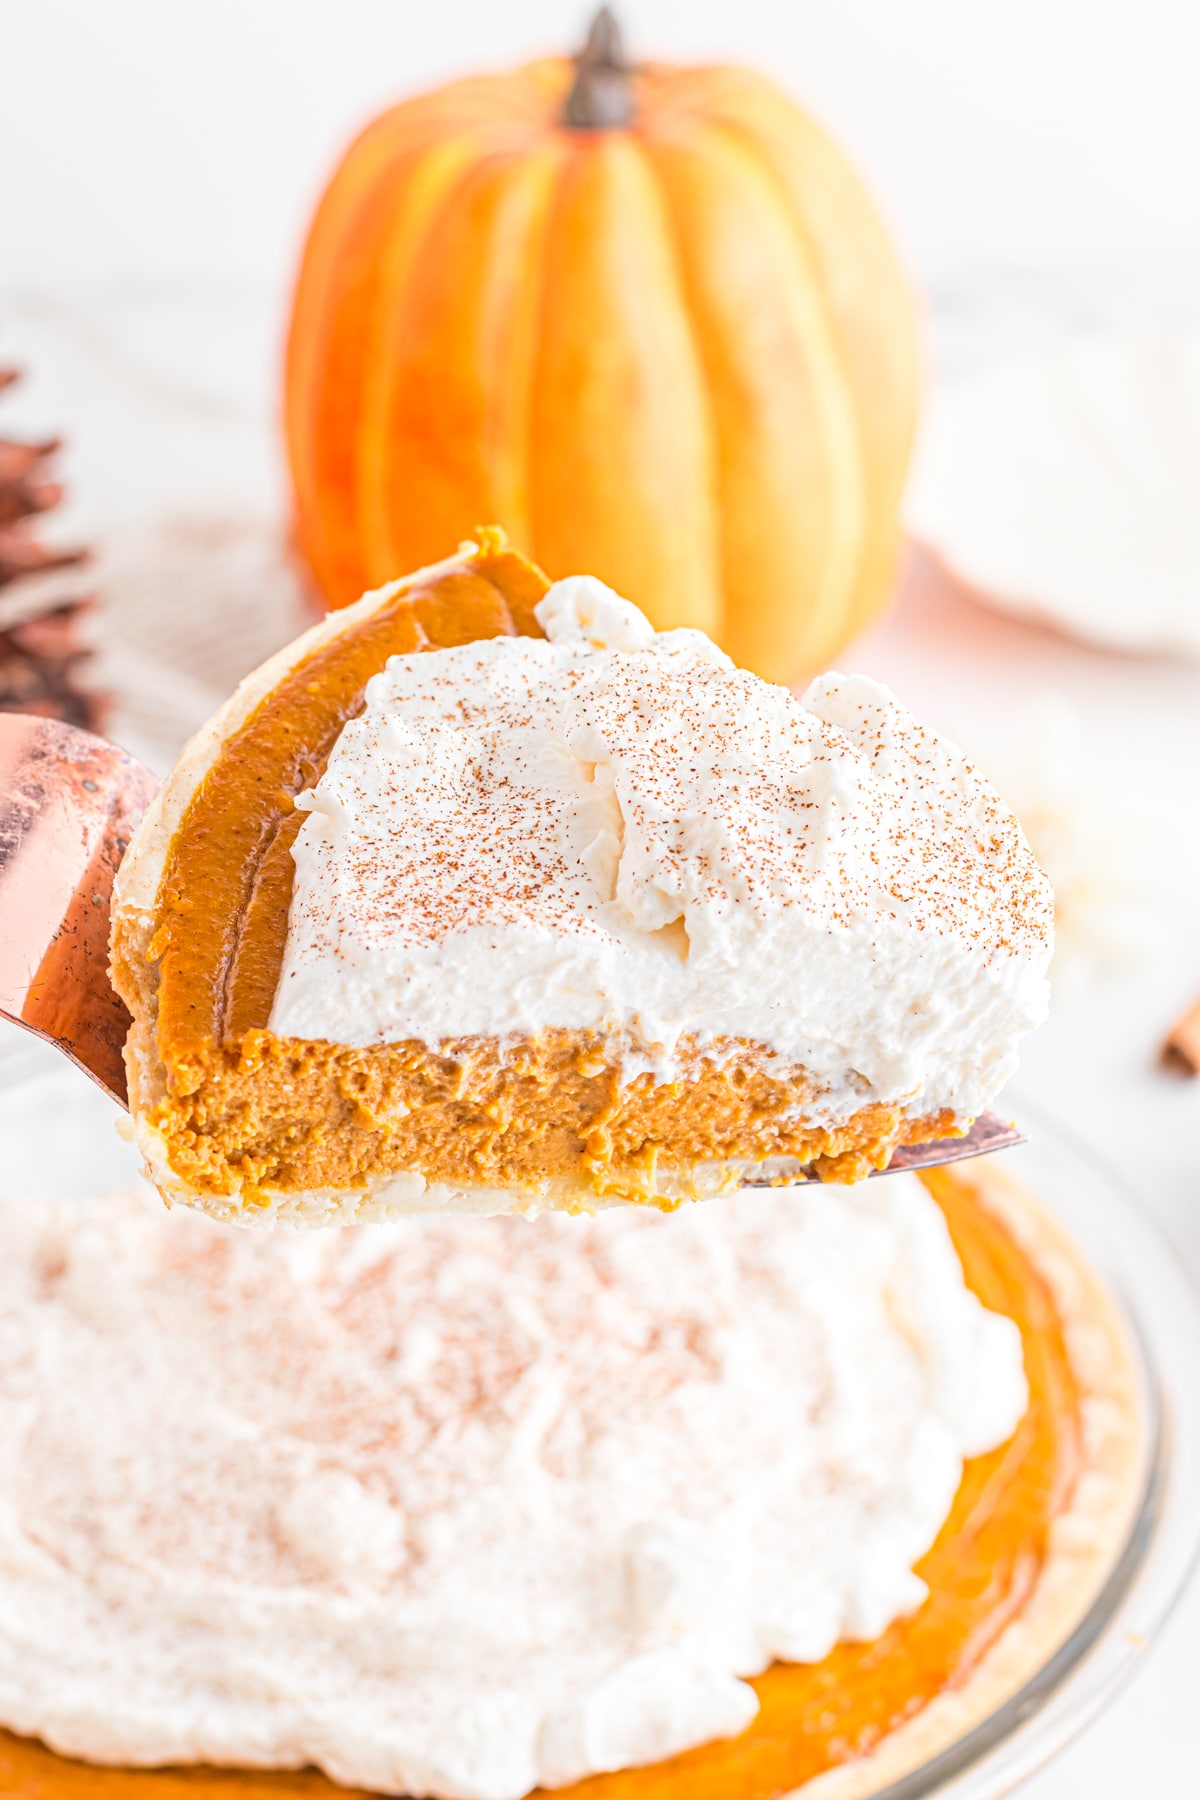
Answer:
3;0;1200;297
0;1160;1022;1798
908;329;1200;656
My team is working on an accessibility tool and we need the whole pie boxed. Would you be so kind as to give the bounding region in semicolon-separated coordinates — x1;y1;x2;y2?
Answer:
110;531;1053;1225
0;1159;1143;1799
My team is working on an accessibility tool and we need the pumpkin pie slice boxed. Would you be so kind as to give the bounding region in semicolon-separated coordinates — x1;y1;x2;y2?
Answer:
111;531;1054;1225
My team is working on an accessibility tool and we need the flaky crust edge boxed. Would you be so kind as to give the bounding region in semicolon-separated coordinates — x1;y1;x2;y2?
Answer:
108;545;487;1209
793;1155;1147;1800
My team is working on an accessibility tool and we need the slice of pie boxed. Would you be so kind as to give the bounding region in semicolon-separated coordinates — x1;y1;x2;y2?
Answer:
0;1160;1145;1799
111;530;1054;1225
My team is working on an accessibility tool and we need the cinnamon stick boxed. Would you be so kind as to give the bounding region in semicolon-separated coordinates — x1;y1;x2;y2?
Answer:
1161;996;1200;1076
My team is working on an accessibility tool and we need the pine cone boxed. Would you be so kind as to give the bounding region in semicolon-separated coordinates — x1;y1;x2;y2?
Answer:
0;365;104;731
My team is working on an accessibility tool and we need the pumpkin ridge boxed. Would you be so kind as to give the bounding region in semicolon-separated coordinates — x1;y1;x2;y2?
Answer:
375;141;567;572
291;131;485;603
289;81;567;603
641;114;867;678
486;146;569;555
356;138;494;584
527;134;720;631
695;111;874;670
697;79;921;651
520;145;571;580
630;138;729;644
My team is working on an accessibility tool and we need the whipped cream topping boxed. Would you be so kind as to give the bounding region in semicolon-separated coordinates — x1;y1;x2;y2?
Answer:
271;578;1052;1123
0;1174;1025;1799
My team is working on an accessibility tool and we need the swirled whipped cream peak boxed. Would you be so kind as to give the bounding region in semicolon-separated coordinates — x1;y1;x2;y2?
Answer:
0;1173;1026;1797
270;575;1053;1128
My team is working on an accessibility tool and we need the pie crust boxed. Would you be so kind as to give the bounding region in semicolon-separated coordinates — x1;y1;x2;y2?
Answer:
800;1157;1145;1800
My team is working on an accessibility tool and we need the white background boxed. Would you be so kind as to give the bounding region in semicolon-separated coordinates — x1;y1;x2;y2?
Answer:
3;0;1200;293
3;3;1200;1796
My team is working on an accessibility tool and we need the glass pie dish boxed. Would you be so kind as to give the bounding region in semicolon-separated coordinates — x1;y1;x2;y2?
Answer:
0;1035;1197;1800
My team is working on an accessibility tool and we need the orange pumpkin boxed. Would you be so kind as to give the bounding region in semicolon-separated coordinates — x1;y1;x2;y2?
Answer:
285;9;920;684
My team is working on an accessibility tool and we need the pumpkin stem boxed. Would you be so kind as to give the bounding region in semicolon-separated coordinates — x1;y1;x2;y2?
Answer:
563;7;635;130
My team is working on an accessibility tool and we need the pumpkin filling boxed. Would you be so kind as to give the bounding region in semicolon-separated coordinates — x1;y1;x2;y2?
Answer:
114;535;1053;1221
0;1164;1142;1799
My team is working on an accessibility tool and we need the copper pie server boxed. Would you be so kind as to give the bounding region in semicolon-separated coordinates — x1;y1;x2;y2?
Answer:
0;712;158;1106
0;711;1023;1173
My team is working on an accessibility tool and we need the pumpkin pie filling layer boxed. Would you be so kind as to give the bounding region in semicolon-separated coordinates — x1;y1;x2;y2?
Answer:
0;1164;1143;1799
111;535;1053;1221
